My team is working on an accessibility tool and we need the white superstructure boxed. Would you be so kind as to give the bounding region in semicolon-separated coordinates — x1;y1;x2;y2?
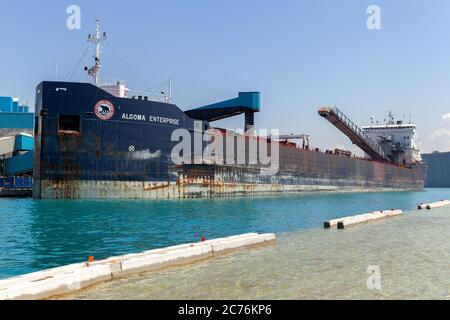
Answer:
100;81;130;98
362;113;421;165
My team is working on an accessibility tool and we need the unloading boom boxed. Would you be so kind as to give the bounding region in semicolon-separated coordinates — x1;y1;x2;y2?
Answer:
318;107;390;163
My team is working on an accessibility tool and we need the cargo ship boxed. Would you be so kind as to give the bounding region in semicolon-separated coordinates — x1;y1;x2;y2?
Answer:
33;21;426;199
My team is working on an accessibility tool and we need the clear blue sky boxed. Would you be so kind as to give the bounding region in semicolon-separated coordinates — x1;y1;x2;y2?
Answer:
1;0;450;153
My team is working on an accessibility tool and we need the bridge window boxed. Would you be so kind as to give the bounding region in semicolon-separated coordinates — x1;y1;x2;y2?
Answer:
58;115;81;134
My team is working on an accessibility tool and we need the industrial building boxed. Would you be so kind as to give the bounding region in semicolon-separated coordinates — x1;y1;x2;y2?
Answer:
0;96;34;196
0;96;33;136
422;152;450;187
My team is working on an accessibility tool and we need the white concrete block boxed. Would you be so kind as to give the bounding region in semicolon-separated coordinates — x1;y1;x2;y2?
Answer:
418;200;450;210
0;233;276;300
426;200;450;210
0;263;112;300
120;244;213;274
211;234;276;253
337;210;403;229
325;210;401;229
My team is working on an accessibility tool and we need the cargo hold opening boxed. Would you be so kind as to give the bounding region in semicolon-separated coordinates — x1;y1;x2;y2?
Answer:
58;115;81;134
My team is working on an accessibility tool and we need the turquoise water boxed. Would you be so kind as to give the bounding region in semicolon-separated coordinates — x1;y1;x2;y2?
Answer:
0;189;449;280
66;203;450;300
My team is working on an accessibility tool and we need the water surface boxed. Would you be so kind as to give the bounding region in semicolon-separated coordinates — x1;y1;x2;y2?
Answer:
0;189;448;281
66;204;450;300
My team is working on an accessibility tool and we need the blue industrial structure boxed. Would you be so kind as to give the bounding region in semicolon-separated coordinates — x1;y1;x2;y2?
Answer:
0;96;30;113
0;96;34;130
0;177;33;189
14;134;34;152
0;113;34;129
0;96;34;197
0;133;34;177
186;92;260;130
5;152;34;176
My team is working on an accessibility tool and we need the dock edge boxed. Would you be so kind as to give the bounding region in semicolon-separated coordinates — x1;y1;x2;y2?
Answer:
0;233;276;300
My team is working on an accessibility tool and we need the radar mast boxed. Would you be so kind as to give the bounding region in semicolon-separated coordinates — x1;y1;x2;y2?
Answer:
86;19;107;86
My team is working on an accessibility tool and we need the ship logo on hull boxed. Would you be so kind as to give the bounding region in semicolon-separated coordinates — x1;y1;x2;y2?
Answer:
94;100;115;120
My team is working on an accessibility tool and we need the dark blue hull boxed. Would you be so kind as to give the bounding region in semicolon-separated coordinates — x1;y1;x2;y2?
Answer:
33;82;426;199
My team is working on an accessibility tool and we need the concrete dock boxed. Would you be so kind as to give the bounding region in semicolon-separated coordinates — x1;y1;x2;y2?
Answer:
324;210;403;229
0;233;275;300
418;200;450;210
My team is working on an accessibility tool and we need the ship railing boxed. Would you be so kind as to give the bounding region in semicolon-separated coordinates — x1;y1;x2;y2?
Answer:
99;78;171;103
126;90;171;103
331;107;389;161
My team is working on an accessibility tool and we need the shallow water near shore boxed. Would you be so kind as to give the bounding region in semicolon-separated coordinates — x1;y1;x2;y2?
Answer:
64;204;450;300
0;188;449;299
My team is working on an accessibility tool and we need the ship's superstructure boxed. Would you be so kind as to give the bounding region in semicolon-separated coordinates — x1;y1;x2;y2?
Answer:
362;113;421;166
32;21;426;199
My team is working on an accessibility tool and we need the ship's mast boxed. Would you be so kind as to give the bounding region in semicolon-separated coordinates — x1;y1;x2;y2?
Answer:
386;111;395;125
86;19;107;86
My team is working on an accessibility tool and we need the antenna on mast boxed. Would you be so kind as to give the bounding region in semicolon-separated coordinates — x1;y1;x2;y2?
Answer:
386;111;395;125
85;19;107;86
169;79;172;103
